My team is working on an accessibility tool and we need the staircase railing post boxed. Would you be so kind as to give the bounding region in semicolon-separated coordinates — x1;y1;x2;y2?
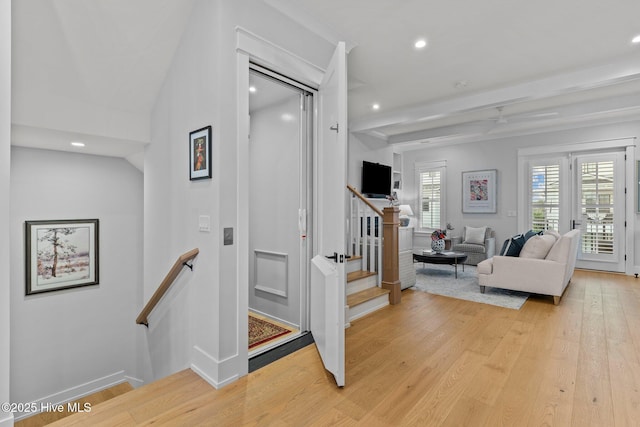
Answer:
381;206;401;304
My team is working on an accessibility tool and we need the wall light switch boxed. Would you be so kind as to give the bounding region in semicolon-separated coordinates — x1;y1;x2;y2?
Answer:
224;227;233;245
199;215;211;232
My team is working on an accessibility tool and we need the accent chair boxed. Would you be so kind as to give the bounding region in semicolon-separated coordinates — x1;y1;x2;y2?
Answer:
450;226;496;265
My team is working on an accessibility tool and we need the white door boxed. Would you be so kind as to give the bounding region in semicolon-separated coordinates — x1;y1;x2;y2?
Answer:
573;152;626;272
310;42;347;387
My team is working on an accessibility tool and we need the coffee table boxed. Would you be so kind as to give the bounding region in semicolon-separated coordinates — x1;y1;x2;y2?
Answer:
413;250;468;279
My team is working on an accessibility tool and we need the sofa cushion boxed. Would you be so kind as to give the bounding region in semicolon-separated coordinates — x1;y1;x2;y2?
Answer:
464;226;487;245
546;234;571;262
543;229;561;240
520;234;556;259
455;243;486;254
499;234;526;257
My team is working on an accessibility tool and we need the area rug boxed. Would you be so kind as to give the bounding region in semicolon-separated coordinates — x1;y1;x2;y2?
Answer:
248;315;292;349
413;263;529;310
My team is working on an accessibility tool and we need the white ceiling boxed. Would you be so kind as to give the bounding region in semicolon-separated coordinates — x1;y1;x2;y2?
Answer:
10;0;640;161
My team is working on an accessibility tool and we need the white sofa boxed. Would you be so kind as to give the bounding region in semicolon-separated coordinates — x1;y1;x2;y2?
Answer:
476;229;581;305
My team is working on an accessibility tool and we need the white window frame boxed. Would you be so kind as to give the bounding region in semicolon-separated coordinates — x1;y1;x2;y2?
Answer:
526;156;567;233
415;160;446;233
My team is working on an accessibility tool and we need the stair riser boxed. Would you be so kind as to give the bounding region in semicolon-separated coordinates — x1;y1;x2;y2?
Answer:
347;275;377;296
348;295;389;322
347;259;364;274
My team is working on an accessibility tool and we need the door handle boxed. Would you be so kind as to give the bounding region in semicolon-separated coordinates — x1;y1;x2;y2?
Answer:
325;252;345;263
325;252;338;262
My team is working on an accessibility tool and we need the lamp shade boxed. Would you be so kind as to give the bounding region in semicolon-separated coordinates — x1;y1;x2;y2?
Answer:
398;204;414;217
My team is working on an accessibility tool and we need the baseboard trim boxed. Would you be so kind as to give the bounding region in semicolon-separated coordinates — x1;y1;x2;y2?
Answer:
124;375;145;389
0;413;14;427
191;346;240;389
13;370;130;421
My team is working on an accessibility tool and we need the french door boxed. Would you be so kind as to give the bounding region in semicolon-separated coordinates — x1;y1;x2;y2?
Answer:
573;152;625;272
524;149;627;273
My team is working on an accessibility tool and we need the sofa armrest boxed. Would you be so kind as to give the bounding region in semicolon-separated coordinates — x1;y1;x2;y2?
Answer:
485;237;496;258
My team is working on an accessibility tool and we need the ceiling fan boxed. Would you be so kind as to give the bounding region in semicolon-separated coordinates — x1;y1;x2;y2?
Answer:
476;106;560;134
488;106;559;125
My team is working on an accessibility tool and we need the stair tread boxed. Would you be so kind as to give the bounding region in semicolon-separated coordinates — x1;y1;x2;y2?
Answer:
347;270;377;283
347;287;390;307
347;255;363;262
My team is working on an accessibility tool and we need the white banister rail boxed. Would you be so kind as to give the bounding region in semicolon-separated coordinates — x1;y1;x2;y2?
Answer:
347;185;383;284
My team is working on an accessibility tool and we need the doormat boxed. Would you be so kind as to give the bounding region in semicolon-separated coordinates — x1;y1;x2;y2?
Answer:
249;315;292;349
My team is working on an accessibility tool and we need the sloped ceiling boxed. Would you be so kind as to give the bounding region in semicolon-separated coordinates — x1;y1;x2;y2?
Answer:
10;0;640;163
11;0;195;164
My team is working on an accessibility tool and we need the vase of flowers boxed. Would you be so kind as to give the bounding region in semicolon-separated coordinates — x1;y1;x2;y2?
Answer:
431;229;446;253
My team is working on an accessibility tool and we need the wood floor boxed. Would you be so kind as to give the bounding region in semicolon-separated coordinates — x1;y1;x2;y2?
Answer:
49;269;640;426
15;383;133;427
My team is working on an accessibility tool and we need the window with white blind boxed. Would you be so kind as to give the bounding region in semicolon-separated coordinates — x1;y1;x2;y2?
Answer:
416;161;446;231
530;162;560;232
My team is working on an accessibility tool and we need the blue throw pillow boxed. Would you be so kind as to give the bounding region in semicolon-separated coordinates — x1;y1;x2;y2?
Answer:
500;234;527;257
500;230;543;257
524;229;543;240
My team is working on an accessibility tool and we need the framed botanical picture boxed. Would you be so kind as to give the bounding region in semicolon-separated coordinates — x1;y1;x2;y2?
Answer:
25;219;99;295
189;125;212;180
462;169;497;213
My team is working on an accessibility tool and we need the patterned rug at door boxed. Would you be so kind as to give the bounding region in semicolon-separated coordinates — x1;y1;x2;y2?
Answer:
248;315;291;349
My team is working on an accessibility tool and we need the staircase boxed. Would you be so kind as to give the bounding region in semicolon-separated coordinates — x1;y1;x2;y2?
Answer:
346;255;390;324
345;184;403;324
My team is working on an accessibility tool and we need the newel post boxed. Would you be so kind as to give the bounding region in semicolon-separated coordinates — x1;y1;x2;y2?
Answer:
381;206;401;304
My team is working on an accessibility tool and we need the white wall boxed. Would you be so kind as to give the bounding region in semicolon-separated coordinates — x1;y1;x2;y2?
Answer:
1;1;11;425
9;148;143;418
145;0;334;388
400;121;640;264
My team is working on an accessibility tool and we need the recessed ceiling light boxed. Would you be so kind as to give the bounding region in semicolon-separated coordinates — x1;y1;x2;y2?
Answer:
632;34;640;44
249;86;257;93
372;103;380;110
414;39;427;49
70;142;85;147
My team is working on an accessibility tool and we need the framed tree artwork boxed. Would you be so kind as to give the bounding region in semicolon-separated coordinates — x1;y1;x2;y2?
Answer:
189;125;212;180
462;169;497;213
25;219;99;295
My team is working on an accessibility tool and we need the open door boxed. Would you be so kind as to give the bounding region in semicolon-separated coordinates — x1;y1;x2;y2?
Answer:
310;41;347;387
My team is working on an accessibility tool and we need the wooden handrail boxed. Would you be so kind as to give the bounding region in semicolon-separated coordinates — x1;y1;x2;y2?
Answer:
136;248;199;327
346;185;384;217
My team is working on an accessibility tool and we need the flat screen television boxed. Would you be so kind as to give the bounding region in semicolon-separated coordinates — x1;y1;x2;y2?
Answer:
361;161;392;198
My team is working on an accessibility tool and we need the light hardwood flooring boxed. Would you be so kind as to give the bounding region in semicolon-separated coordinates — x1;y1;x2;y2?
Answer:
50;269;640;426
15;382;133;427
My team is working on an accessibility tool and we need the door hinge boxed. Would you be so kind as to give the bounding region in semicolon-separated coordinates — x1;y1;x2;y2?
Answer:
625;254;627;261
625;187;627;194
